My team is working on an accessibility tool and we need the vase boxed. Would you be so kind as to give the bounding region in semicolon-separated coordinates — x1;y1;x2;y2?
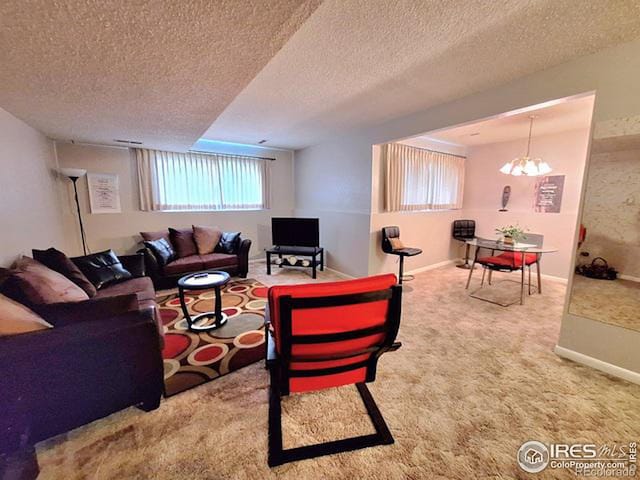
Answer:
503;236;514;245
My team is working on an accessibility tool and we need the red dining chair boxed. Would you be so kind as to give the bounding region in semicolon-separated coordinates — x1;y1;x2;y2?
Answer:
264;274;402;467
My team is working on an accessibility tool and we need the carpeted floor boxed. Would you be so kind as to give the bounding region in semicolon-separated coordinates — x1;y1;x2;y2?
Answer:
159;278;268;396
569;275;640;331
36;264;640;479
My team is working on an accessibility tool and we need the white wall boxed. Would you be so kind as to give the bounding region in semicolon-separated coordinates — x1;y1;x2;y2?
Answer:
464;128;591;279
294;137;373;277
55;141;295;258
0;107;67;266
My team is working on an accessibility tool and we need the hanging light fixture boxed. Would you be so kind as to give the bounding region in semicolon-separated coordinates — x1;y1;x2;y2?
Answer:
499;116;552;176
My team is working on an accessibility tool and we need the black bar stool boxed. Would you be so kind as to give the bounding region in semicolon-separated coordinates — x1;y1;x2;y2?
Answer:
381;226;422;284
452;220;476;269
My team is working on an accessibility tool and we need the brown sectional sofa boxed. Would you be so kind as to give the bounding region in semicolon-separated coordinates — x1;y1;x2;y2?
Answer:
140;228;251;289
0;252;164;470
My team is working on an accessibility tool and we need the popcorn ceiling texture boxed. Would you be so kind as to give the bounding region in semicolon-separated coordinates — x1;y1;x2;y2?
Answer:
204;0;640;149
0;0;321;151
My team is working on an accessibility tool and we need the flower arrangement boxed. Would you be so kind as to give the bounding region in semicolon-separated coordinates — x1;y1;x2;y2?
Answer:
495;224;526;244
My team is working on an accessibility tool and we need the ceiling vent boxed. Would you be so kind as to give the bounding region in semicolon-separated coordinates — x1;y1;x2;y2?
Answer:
114;139;143;145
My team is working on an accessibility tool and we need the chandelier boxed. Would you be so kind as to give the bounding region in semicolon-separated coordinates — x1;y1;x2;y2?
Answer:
499;116;551;176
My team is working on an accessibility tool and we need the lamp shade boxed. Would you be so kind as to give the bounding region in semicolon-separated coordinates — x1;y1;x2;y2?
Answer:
59;167;87;179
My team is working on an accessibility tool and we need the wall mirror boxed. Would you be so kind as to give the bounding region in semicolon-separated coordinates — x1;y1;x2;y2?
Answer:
568;117;640;331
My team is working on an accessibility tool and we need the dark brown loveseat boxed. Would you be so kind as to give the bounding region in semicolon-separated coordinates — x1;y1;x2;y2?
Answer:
0;253;164;475
140;229;251;289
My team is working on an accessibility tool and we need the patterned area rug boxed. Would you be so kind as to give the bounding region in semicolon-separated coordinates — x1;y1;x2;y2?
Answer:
158;278;267;397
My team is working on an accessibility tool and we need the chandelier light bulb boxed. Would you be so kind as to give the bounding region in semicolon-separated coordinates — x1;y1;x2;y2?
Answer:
498;116;551;177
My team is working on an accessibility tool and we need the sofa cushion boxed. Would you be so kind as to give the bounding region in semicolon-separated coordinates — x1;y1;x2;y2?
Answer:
0;293;53;336
216;232;241;254
169;228;198;258
163;256;205;276
0;257;89;305
140;230;170;242
32;247;97;297
193;225;222;255
199;253;238;269
73;250;133;290
95;277;156;303
144;238;176;267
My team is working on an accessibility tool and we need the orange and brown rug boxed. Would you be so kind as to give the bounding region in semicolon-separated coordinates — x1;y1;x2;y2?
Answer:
158;278;267;396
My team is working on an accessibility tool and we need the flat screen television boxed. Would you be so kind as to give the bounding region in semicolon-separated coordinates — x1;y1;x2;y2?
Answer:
272;217;319;247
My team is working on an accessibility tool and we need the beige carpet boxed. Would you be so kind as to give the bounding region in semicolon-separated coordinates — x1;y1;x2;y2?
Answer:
36;264;640;479
569;275;640;331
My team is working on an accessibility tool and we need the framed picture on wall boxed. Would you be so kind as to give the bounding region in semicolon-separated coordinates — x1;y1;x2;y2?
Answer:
87;173;121;214
534;174;565;213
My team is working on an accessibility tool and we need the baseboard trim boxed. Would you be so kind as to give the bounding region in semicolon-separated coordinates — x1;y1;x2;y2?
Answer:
405;259;455;276
554;345;640;385
619;274;640;283
325;267;355;279
540;273;568;284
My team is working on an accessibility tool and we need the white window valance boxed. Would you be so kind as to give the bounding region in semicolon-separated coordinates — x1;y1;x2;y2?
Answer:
136;148;270;212
383;143;465;212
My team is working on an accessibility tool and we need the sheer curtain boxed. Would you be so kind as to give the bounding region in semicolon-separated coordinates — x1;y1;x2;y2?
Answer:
383;143;465;212
136;148;270;211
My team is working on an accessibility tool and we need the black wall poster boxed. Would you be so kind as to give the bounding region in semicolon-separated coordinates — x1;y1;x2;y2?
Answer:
534;175;565;213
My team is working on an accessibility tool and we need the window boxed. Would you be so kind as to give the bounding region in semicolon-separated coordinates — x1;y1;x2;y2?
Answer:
136;148;270;211
383;143;465;212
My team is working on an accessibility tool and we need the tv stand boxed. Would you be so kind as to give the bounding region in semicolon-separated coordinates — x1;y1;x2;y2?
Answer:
266;246;324;279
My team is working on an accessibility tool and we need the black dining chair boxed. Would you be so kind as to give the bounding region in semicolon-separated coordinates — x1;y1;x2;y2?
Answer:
381;226;422;284
452;220;476;269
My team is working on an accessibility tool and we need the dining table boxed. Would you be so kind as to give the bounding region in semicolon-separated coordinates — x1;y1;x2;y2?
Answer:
464;238;558;306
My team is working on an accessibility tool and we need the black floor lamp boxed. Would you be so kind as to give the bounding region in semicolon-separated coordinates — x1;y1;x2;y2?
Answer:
59;168;89;256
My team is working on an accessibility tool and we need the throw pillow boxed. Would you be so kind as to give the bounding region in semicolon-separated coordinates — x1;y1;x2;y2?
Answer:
72;250;133;290
140;230;170;242
32;248;97;297
389;238;405;250
169;228;198;258
0;293;53;336
192;225;222;255
0;257;89;305
144;238;176;267
217;232;242;254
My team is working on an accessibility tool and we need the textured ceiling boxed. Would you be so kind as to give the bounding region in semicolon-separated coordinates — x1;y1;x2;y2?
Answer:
424;94;595;147
202;0;640;149
0;0;321;151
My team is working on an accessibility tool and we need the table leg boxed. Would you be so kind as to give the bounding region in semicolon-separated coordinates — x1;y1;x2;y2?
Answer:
179;286;192;329
312;257;317;279
520;252;525;305
278;253;283;268
320;249;324;271
214;285;223;326
266;252;271;275
536;259;542;294
465;248;478;289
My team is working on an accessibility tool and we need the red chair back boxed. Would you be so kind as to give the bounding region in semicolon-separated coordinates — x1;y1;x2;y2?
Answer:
268;274;401;394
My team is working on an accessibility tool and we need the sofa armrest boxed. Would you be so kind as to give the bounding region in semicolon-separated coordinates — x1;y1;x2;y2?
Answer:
138;247;162;279
0;309;163;454
238;238;252;277
30;294;140;327
119;253;146;278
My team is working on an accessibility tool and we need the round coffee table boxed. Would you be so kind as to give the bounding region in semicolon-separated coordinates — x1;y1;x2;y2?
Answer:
177;271;230;332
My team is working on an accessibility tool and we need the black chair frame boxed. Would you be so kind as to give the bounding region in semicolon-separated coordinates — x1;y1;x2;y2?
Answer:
265;286;402;467
381;226;422;284
452;220;476;269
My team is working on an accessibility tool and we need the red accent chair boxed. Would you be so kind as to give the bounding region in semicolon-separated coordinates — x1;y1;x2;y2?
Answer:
265;274;402;467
